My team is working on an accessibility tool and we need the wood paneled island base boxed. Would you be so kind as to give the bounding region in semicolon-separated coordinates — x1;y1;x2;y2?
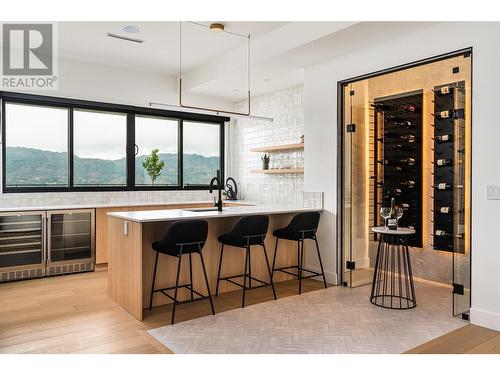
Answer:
107;207;320;320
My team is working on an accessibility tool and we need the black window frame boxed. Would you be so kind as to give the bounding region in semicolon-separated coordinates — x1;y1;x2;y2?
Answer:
0;91;227;193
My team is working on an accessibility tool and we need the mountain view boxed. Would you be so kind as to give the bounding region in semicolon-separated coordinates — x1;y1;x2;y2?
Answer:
5;147;220;187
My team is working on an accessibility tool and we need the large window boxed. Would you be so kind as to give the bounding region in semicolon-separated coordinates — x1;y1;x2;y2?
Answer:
1;93;225;192
73;109;127;187
4;103;69;188
135;115;179;187
183;121;221;186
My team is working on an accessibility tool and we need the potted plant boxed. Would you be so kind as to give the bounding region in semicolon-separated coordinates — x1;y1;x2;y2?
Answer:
142;148;165;185
261;153;271;170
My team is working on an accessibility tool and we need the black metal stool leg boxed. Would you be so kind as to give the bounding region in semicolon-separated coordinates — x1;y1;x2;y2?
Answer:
298;239;304;294
262;242;277;300
215;244;224;296
149;251;159;310
271;237;279;280
189;253;194;301
242;244;250;308
313;236;328;289
248;244;252;289
171;252;183;325
198;250;215;315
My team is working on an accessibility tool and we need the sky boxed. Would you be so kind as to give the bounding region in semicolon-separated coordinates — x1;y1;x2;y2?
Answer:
6;103;220;160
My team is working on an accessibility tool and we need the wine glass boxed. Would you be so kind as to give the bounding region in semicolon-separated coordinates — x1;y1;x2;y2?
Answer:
396;207;404;226
380;207;390;229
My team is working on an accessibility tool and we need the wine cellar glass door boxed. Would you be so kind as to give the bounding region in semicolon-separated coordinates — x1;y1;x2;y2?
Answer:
342;81;374;287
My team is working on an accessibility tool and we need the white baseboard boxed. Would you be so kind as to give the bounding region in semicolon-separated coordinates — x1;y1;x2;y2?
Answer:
304;266;338;285
470;308;500;332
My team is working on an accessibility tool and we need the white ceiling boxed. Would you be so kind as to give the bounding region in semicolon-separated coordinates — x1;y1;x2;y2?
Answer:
58;22;286;76
58;22;438;106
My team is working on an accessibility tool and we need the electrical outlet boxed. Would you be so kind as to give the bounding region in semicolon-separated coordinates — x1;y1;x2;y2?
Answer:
487;185;500;200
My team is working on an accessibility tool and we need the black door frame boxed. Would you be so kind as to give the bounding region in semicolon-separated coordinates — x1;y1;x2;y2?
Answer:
336;46;473;310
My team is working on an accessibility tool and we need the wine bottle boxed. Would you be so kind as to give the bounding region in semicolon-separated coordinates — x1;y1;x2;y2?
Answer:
435;134;453;143
400;180;416;188
401;104;417;112
400;134;416;143
400;203;410;210
388;197;398;230
435;86;452;96
386;188;402;196
433;182;452;190
400;158;416;166
433;108;464;120
435;230;464;239
393;120;413;128
371;103;389;111
436;158;453;166
436;206;451;214
390;144;404;151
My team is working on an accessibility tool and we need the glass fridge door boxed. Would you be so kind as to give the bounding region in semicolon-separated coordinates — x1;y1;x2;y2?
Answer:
0;212;45;277
48;210;94;264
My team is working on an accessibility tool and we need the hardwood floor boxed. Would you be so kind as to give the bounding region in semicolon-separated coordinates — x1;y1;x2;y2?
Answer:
0;266;326;354
406;325;500;354
1;267;499;354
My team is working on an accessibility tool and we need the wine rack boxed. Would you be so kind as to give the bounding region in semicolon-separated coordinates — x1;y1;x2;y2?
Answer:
432;81;466;253
374;90;423;247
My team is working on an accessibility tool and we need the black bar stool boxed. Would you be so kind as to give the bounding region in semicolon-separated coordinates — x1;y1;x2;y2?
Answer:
149;219;215;324
215;215;277;308
271;211;327;294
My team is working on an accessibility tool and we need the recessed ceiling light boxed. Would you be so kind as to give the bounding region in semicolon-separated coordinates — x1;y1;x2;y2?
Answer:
210;23;225;33
121;25;140;33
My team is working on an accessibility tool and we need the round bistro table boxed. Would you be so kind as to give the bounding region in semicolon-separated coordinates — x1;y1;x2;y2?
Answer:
370;226;417;309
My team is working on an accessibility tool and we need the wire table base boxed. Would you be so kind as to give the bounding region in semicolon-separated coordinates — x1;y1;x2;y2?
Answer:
370;228;417;310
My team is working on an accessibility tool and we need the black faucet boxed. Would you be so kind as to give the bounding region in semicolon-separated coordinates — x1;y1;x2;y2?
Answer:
209;170;223;212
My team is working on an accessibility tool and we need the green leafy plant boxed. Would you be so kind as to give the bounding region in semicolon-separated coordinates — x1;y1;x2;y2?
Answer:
261;153;271;170
142;148;165;185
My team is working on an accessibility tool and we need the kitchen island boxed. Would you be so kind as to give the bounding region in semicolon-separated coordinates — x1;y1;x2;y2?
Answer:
107;204;322;320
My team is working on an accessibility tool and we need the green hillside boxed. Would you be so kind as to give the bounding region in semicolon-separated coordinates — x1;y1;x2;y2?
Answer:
5;147;219;187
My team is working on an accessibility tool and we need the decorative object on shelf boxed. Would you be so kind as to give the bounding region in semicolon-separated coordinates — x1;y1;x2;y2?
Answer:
142;148;165;185
261;153;270;170
373;90;423;247
300;134;304;143
224;177;238;200
432;81;466;253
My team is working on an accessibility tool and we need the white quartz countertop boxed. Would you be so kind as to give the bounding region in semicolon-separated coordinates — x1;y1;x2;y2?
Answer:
0;200;252;213
107;205;322;223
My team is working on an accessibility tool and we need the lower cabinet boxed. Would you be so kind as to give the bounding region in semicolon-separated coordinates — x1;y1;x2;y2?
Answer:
0;209;95;282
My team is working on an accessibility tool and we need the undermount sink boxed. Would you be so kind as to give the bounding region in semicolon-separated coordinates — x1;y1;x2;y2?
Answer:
184;208;223;212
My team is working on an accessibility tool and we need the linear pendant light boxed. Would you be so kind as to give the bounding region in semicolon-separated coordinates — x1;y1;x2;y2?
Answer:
150;21;273;122
149;101;273;122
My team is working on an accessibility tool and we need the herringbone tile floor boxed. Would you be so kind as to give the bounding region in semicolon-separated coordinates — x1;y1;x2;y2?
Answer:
148;280;468;353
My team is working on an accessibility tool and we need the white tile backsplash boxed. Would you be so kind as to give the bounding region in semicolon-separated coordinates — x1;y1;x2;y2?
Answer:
229;84;308;206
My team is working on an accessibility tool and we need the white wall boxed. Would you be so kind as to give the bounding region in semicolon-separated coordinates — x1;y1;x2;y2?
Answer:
304;22;500;330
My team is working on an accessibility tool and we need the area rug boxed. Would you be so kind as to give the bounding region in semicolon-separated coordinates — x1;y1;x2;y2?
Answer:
148;280;467;353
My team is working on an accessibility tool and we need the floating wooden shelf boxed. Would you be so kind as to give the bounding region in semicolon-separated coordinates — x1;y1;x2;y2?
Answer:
251;168;304;174
250;143;304;153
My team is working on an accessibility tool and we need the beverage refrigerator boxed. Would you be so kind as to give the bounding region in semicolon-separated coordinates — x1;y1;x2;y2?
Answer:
0;209;95;282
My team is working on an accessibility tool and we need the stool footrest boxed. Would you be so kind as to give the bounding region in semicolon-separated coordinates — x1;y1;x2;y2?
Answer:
219;274;271;290
154;284;209;304
274;265;323;279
